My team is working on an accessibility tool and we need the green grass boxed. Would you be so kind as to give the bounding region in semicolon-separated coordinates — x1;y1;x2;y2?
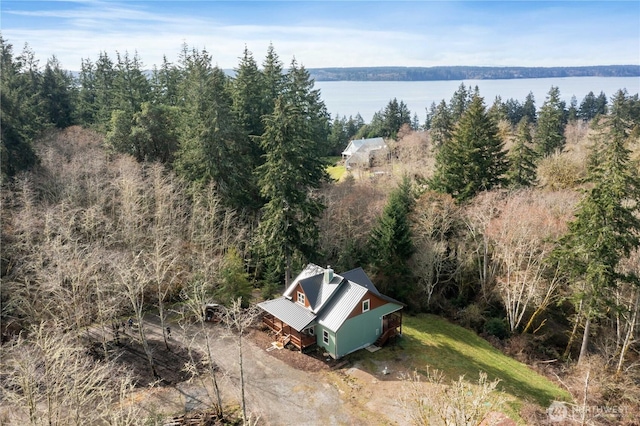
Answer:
324;156;347;181
399;314;570;407
352;314;570;420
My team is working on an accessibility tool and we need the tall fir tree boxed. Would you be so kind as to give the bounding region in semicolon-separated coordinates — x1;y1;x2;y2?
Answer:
93;52;116;130
41;56;75;128
429;100;453;147
522;91;537;124
368;175;415;301
506;117;537;187
284;59;330;155
552;96;640;364
175;47;252;209
534;86;566;157
113;51;151;114
0;37;39;178
256;96;328;286
430;95;508;202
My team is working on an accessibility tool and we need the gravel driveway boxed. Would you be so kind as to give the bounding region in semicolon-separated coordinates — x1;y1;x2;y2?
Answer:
139;314;372;426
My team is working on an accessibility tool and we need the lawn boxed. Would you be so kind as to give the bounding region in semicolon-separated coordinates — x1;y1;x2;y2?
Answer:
352;314;571;420
324;156;347;181
400;314;570;406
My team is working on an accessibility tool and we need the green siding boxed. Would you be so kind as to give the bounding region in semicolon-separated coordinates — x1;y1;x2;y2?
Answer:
316;326;337;358
334;304;402;358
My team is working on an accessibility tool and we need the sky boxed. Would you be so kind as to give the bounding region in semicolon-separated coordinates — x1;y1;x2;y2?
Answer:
1;1;639;72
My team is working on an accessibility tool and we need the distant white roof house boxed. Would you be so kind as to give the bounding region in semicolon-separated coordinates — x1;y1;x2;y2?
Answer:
341;137;389;170
258;264;403;359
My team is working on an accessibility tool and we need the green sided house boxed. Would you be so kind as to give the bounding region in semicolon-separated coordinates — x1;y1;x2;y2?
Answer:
258;264;403;359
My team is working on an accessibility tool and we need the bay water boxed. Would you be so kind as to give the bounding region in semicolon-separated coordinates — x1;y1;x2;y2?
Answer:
315;77;640;122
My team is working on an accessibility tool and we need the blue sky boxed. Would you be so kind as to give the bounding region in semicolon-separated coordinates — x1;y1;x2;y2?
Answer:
1;1;638;71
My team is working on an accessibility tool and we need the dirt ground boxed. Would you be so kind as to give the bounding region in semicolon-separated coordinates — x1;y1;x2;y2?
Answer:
87;314;413;425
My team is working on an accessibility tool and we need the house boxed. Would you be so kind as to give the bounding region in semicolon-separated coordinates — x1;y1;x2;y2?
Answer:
341;137;388;169
258;264;403;359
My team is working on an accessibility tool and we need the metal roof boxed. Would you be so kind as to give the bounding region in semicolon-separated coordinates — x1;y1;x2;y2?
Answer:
341;267;380;296
316;281;368;333
283;263;325;298
257;297;316;332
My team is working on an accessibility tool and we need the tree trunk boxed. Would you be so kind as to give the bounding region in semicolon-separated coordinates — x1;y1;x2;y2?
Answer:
616;290;639;375
564;299;584;359
578;314;591;365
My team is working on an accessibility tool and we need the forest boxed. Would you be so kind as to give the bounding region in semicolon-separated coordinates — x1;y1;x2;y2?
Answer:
1;35;640;424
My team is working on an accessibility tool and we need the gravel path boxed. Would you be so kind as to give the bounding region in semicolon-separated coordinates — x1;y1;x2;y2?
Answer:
137;313;370;425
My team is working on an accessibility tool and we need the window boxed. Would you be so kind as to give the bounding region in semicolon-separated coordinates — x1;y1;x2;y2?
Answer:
323;330;329;345
308;327;315;336
362;299;370;313
297;291;305;305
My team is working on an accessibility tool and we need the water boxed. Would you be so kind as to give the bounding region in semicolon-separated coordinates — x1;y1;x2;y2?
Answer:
315;77;640;122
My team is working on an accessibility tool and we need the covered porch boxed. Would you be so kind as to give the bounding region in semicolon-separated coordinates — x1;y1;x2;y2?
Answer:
262;313;317;352
374;311;403;347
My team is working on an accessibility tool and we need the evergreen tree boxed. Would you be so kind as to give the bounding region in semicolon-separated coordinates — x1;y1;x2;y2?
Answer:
261;44;286;117
504;98;524;126
41;56;75;128
284;59;330;155
553;100;640;364
215;248;253;308
534;86;566;157
175;48;252;209
93;52;116;129
368;175;415;300
130;102;180;163
75;58;97;126
113;51;151;114
522;91;537;124
230;46;267;209
256;96;328;286
567;95;578;122
449;82;472;122
381;98;411;139
488;96;508;124
429;100;453;147
506;117;537;187
0;37;39;178
150;56;182;106
430;95;508;202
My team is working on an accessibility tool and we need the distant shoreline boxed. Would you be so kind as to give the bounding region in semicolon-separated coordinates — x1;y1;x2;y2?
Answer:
307;65;640;82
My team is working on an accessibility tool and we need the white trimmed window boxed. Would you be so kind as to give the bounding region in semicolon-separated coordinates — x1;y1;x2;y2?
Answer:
297;291;305;305
323;330;329;345
362;299;370;313
308;327;315;336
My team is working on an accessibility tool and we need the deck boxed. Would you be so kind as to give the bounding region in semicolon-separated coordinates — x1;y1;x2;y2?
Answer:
262;314;316;351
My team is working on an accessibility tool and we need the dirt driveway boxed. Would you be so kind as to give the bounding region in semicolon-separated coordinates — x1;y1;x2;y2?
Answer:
126;314;408;426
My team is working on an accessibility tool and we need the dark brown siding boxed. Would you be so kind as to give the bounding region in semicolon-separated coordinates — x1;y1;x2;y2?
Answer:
346;292;389;320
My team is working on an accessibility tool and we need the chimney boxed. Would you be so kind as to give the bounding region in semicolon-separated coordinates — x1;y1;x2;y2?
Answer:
324;265;334;284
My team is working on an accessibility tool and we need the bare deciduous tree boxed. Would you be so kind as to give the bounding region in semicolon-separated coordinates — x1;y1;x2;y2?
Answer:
0;321;140;425
221;299;260;424
410;191;462;308
401;368;505;426
487;190;574;333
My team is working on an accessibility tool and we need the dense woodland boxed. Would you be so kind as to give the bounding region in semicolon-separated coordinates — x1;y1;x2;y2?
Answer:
2;36;640;424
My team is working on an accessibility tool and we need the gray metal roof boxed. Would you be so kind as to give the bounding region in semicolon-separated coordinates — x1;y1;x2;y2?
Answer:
283;263;325;299
316;281;368;333
341;267;380;296
257;297;316;332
